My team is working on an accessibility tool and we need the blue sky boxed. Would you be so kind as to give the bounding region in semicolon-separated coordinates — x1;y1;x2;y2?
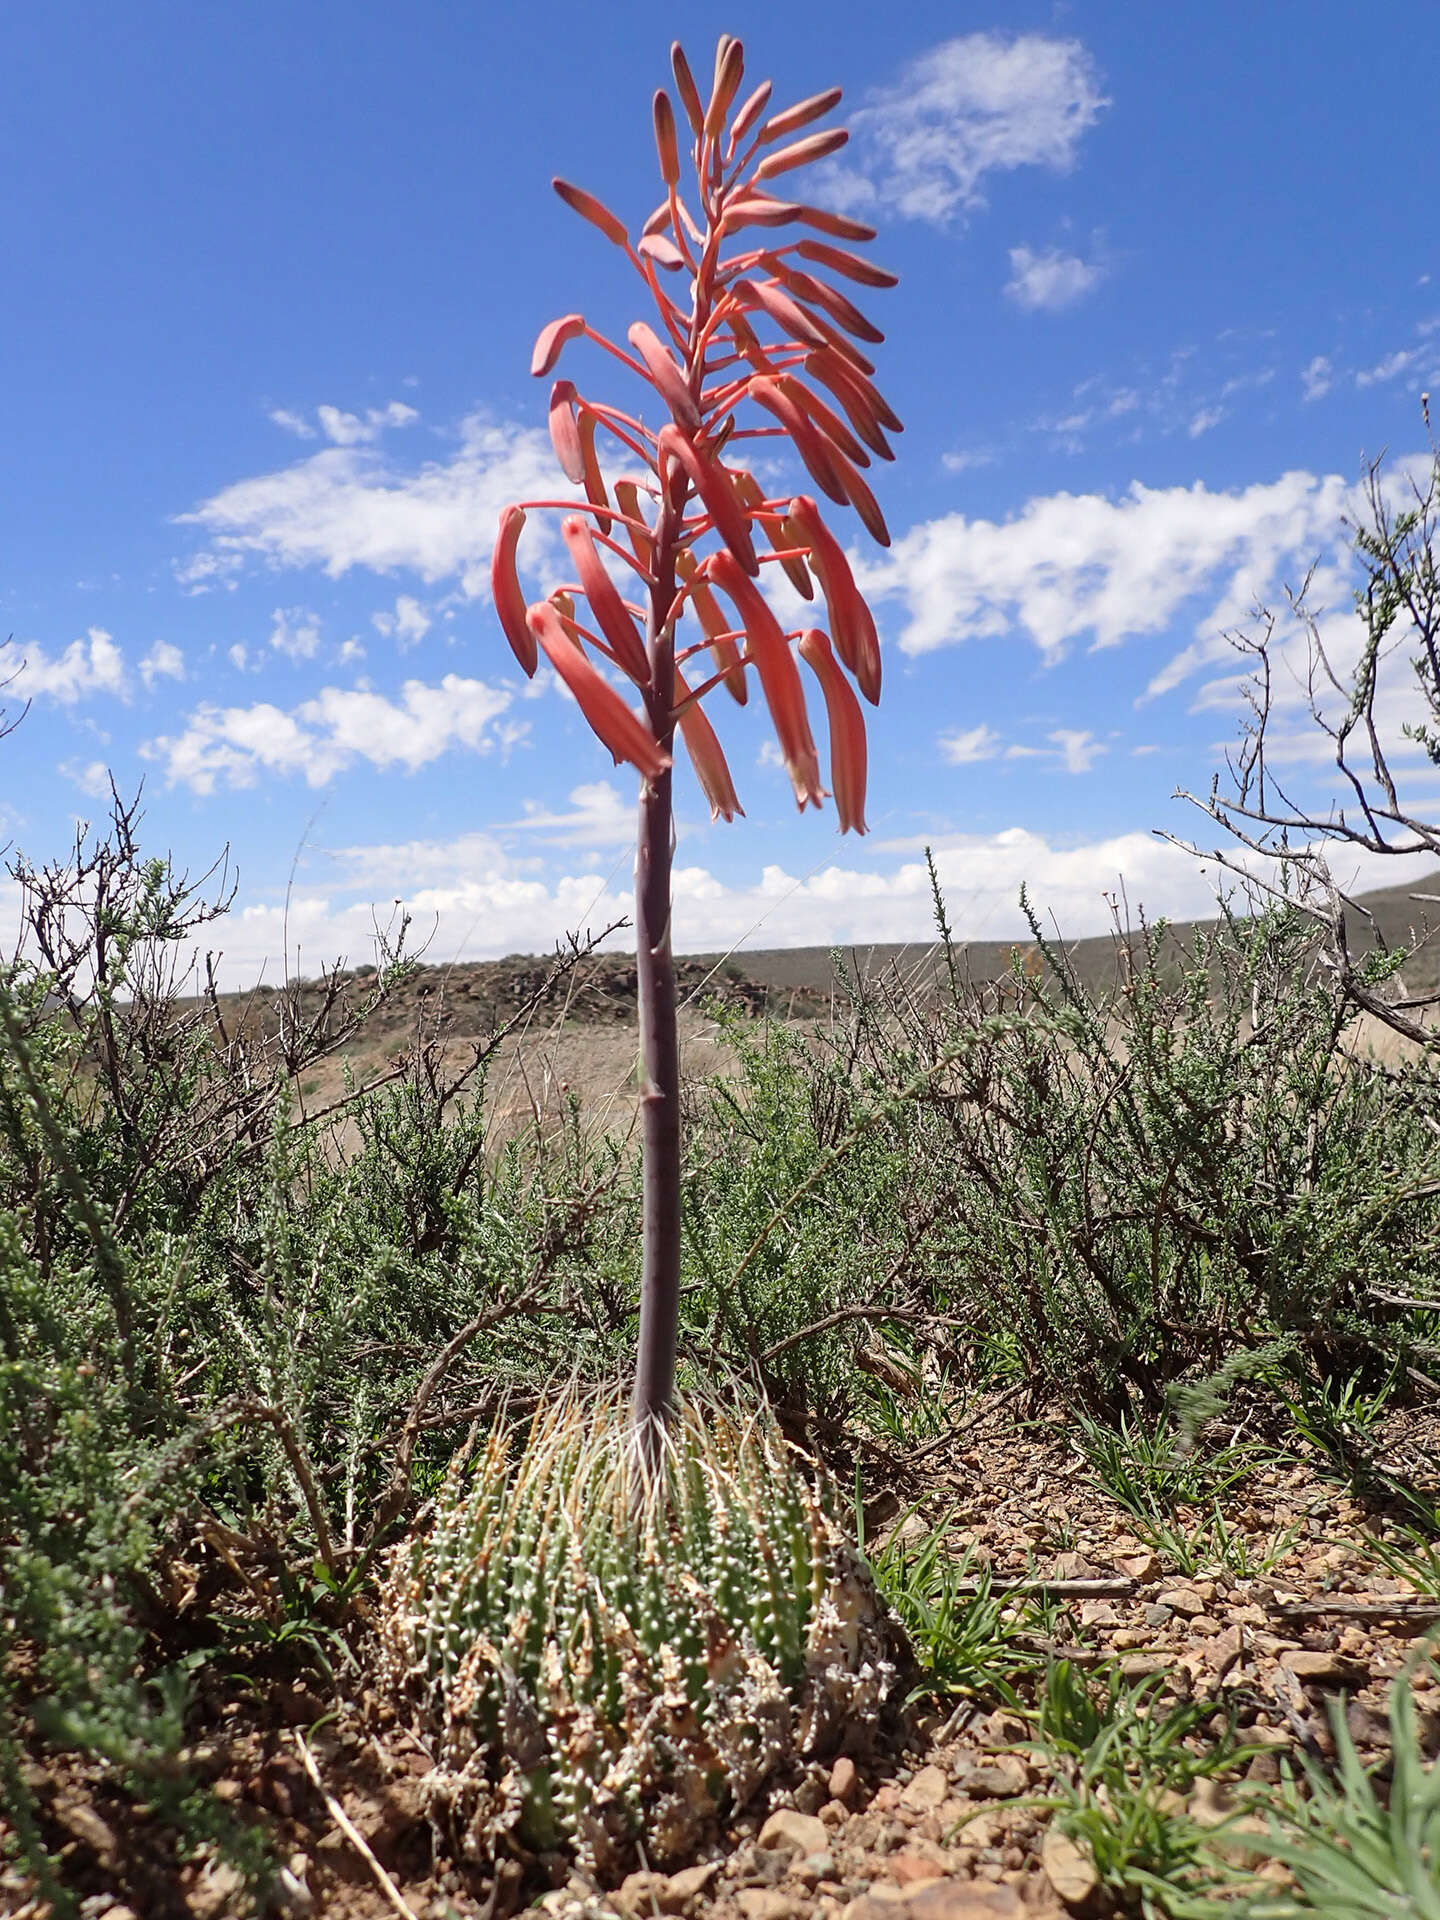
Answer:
4;1;1438;982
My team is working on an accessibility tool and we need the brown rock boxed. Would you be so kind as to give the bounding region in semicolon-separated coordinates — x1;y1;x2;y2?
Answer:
1115;1551;1159;1581
900;1766;951;1812
820;1799;849;1829
1156;1586;1207;1618
1280;1649;1368;1687
888;1852;948;1887
53;1798;118;1861
738;1892;805;1920
1042;1827;1099;1910
967;1756;1030;1799
907;1882;1022;1920
758;1809;830;1858
664;1862;721;1908
830;1756;861;1807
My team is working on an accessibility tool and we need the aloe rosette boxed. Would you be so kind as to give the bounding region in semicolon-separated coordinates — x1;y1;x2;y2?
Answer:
376;1393;901;1876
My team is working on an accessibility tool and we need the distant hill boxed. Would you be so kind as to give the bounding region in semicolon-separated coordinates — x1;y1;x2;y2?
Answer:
681;871;1440;1005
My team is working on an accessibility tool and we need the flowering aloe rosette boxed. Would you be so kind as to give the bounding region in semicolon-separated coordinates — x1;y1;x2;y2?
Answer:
491;32;897;826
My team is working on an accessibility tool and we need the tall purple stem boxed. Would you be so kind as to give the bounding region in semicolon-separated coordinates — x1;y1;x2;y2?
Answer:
631;494;682;1457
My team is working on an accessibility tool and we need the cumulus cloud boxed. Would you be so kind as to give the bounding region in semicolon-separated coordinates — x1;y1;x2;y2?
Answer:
268;408;316;439
1004;246;1103;312
138;641;185;689
315;400;419;446
176;416;559;599
144;674;515;794
506;782;634;847
831;33;1107;225
1047;728;1107;773
860;469;1355;687
1356;348;1424;388
268;606;322;661
195;820;1440;993
939;724;1003;764
372;595;432;647
6;628;128;705
1301;355;1334;402
1188;406;1225;437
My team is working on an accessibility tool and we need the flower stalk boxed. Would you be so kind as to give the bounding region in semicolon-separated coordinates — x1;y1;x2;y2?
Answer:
492;35;900;1451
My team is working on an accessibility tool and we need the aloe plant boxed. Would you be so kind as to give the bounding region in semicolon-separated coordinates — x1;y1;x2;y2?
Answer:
377;1390;900;1875
491;36;899;1445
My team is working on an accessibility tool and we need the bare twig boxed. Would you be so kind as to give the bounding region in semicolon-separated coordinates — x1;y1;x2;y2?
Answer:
293;1734;422;1920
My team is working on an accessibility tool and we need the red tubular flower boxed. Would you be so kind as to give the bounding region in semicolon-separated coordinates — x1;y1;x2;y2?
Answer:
561;515;651;685
527;601;669;781
548;380;586;483
675;664;743;821
531;313;586;377
492;506;536;676
628;321;701;430
658;425;758;575
708;548;822;809
798;628;867;833
676;550;747;702
787;494;881;703
552;178;628;246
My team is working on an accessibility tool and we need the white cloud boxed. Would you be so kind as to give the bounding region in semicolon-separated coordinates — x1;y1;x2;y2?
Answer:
173;549;243;594
195;823;1439;993
832;33;1107;225
268;606;322;660
1004;246;1103;312
942;447;997;475
144;673;515;794
1188;406;1225;437
506;781;634;847
939;723;1003;764
176;415;560;600
860;469;1354;684
228;643;249;671
1048;728;1107;773
1356;348;1423;388
59;758;112;798
139;640;185;688
7;628;127;705
268;408;316;439
316;400;419;446
372;594;432;647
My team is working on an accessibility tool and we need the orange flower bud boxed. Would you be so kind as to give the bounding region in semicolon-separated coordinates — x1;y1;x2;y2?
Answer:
576;412;611;537
730;278;828;350
788;495;882;703
671;42;705;135
704;35;744;138
615;479;655;572
627;321;701;431
731;467;814;599
561;515;651;686
794;204;877;243
527;601;669;782
753;127;849;183
708;549;822;810
728;80;773;146
758;87;843;144
745;374;847;505
552;178;628;247
548;380;586;484
676;549;747;703
674;665;743;822
531;313;585;378
659;426;758;576
796;238;899;289
798;628;868;833
492;506;536;676
653;89;680;186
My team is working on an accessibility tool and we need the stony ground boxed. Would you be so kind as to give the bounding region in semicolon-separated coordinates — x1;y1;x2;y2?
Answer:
15;1393;1437;1920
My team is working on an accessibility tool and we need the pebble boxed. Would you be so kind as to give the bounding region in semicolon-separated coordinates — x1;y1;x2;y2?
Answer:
758;1810;830;1858
829;1756;861;1807
1280;1649;1369;1687
898;1765;950;1812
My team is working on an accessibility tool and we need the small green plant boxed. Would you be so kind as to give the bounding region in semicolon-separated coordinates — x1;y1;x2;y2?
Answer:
861;1505;1056;1704
1028;1661;1260;1919
1138;1503;1301;1581
1077;1410;1260;1525
1250;1674;1440;1917
376;1390;901;1879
